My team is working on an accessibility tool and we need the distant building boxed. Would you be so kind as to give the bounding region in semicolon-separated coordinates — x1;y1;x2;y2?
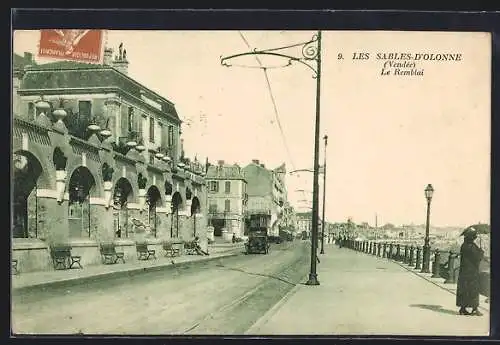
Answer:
296;212;312;238
205;160;247;241
242;160;287;237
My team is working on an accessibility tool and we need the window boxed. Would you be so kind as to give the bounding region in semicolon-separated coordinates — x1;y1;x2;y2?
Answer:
225;181;231;194
168;125;174;147
78;100;92;119
149;117;155;142
128;107;134;132
209;181;219;192
209;203;217;213
225;200;231;213
159;123;167;148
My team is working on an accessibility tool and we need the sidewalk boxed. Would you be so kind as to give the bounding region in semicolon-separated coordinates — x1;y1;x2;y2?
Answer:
12;243;245;292
247;244;489;336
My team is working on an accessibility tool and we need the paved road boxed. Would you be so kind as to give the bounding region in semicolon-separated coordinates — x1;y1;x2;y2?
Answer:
12;241;310;335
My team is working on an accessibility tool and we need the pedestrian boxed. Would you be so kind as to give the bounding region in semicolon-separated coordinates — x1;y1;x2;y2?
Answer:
193;236;209;256
232;233;236;244
456;228;484;316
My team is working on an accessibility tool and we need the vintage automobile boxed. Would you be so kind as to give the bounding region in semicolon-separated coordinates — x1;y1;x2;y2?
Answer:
245;213;271;255
245;230;270;254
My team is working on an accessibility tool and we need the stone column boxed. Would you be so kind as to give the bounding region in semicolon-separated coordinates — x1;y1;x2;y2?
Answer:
37;193;69;244
158;195;172;240
195;213;208;251
103;181;113;209
90;200;114;242
138;188;147;210
55;170;67;204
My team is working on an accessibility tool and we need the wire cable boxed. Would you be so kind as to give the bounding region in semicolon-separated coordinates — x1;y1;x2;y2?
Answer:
238;31;312;210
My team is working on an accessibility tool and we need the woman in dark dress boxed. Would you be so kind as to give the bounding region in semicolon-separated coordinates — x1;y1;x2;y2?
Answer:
456;229;484;316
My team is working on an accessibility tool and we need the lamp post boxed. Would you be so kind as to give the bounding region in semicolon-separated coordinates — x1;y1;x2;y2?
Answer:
320;134;328;254
421;184;434;273
221;31;323;285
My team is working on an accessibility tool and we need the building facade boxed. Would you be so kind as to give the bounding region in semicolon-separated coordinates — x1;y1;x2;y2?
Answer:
12;45;208;273
242;160;287;237
205;160;247;241
296;212;312;238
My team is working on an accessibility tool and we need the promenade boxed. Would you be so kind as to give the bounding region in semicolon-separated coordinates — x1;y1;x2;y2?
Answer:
12;243;245;292
247;243;489;336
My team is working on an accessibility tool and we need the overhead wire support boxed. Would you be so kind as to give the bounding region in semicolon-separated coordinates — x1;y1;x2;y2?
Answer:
222;31;323;286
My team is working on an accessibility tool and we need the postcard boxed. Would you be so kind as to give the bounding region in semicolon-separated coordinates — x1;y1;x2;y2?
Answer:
11;29;490;336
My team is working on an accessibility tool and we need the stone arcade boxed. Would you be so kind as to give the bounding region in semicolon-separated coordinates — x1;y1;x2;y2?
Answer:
12;47;208;273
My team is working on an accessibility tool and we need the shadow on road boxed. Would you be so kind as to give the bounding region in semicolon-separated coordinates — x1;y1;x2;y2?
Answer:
410;304;458;316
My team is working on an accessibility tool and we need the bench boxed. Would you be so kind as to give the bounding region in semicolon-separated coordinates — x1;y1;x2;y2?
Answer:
99;243;125;264
136;242;156;260
163;241;181;257
50;245;83;270
12;259;19;275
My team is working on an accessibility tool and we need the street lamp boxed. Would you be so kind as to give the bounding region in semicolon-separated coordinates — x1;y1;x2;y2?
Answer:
221;31;322;285
320;134;328;254
421;184;434;273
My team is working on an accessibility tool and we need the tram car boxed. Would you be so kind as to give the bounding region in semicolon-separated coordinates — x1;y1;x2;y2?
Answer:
245;213;271;255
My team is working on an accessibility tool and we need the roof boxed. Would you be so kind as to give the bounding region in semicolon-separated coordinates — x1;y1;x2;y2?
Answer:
206;164;246;180
19;60;179;122
13;53;36;71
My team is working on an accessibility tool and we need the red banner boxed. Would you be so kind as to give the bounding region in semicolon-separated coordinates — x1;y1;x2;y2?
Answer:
38;29;104;64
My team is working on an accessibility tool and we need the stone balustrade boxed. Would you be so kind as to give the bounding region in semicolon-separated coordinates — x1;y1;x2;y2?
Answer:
339;238;490;298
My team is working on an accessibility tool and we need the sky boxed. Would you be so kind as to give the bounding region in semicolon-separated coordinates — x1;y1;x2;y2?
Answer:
13;30;491;227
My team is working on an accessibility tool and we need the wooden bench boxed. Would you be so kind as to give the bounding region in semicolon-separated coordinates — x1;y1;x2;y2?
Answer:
136;242;156;260
163;241;181;257
50;245;83;270
99;243;125;264
12;259;19;275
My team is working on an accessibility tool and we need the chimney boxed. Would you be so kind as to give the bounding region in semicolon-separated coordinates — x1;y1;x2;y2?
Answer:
103;47;113;66
23;52;33;65
252;159;260;165
218;160;225;166
112;43;129;75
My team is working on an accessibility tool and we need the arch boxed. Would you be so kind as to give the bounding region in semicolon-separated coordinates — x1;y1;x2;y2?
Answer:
113;177;134;204
147;185;162;207
191;196;201;216
112;177;133;239
170;191;183;238
13;149;51;189
13;151;44;239
68;166;96;238
68;166;96;201
171;191;183;211
147;185;162;237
